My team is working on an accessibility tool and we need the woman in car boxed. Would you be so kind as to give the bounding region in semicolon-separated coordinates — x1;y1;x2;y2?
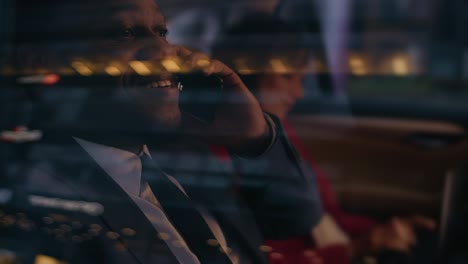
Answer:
214;13;437;264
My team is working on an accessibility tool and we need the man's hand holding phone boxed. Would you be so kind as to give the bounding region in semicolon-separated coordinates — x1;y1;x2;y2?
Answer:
176;46;272;156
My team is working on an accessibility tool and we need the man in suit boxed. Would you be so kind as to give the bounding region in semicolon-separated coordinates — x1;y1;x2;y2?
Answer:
0;0;323;263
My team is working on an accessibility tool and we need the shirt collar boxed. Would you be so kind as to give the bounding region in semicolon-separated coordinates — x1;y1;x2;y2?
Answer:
139;144;152;159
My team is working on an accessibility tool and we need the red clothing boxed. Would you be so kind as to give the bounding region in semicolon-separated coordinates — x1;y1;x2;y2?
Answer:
262;121;376;264
266;238;350;264
210;120;376;263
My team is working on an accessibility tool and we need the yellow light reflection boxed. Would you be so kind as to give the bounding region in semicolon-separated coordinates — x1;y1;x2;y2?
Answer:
392;56;409;76
238;69;253;74
161;59;181;73
74;66;93;76
71;61;93;76
34;255;63;264
270;59;288;73
196;59;211;68
105;66;122;76
349;56;367;76
130;61;152;76
353;67;367;76
234;58;252;74
349;57;364;68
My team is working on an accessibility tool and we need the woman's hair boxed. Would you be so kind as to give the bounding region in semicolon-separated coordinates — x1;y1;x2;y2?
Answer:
213;12;307;92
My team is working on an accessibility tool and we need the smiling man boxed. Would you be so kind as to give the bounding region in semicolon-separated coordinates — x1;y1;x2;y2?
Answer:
2;0;323;263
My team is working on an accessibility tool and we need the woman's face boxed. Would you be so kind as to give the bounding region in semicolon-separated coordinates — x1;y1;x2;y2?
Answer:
255;73;305;120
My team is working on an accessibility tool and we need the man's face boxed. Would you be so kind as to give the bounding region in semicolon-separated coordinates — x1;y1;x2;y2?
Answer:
18;0;182;128
105;0;181;127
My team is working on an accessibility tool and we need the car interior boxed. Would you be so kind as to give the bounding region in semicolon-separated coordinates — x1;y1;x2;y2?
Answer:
1;0;467;263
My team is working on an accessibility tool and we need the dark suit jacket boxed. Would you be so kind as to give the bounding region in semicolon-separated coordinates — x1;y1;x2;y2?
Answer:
154;115;324;242
149;139;267;264
0;133;266;264
230;115;324;240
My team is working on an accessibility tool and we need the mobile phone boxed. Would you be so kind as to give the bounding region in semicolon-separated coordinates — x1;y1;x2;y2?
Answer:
177;73;223;124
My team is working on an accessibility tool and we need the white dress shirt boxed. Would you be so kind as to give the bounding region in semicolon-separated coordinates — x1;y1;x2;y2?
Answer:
74;137;200;264
74;137;238;264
